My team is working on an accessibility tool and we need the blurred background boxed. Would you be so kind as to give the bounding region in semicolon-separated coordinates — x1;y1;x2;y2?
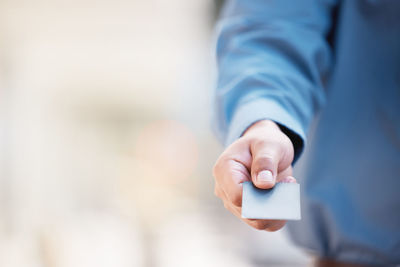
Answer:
0;0;312;266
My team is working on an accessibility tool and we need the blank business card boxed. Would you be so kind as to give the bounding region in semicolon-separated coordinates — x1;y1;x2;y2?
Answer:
242;181;301;220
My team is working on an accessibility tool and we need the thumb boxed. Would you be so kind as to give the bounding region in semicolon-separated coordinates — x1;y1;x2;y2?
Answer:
250;142;281;189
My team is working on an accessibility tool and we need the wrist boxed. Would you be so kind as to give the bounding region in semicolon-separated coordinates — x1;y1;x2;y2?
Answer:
243;119;280;136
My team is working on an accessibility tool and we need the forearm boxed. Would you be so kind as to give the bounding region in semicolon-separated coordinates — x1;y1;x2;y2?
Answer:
213;0;337;162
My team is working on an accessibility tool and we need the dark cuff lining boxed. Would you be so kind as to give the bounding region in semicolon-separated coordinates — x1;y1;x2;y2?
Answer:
276;122;304;165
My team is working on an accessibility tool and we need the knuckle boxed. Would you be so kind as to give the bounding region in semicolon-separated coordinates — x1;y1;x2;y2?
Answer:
252;138;269;150
253;137;281;154
214;186;219;198
255;154;275;164
212;160;223;180
213;156;229;180
212;161;220;178
228;193;242;207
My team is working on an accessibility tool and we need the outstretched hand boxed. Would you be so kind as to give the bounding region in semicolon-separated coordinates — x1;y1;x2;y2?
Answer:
213;120;297;231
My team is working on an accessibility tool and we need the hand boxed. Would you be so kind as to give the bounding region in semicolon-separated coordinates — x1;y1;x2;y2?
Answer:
213;120;297;231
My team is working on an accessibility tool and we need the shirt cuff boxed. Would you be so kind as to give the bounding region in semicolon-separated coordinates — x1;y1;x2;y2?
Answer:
225;98;306;164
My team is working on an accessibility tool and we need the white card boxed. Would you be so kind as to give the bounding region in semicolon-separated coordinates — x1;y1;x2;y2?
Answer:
242;181;301;220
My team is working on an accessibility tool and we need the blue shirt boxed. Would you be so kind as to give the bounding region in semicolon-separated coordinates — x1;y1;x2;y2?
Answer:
214;0;400;265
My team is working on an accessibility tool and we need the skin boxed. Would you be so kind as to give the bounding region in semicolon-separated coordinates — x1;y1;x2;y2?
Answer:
213;119;297;231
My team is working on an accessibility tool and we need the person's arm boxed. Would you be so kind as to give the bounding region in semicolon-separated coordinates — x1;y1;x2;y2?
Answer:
212;0;337;231
214;0;337;161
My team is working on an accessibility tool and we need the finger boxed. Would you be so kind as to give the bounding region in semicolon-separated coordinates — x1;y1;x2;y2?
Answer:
213;143;252;207
263;220;286;232
250;141;282;189
276;165;293;182
223;199;242;218
244;215;286;231
215;159;250;207
214;183;225;199
216;185;243;220
280;175;297;183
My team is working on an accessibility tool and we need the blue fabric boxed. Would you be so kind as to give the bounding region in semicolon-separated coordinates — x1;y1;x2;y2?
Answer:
213;0;400;265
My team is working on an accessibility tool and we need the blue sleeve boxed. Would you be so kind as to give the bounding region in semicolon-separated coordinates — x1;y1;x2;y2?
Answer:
213;0;337;162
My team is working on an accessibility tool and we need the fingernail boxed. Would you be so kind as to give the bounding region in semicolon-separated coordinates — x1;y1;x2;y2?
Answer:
257;170;274;183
